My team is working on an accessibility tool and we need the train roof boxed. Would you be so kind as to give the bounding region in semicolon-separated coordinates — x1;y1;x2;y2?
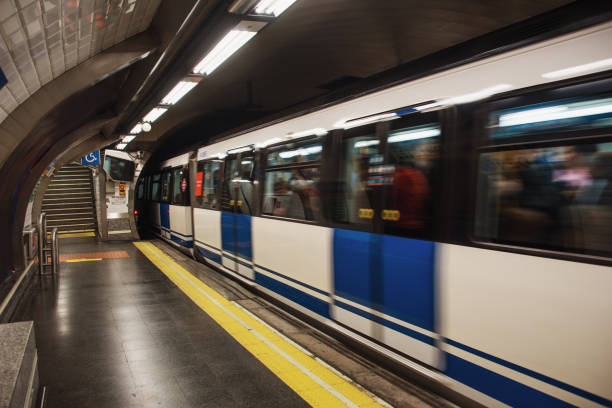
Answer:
197;21;612;160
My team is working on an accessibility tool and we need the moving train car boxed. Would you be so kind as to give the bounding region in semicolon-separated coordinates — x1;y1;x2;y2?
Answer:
139;153;193;253
137;22;612;408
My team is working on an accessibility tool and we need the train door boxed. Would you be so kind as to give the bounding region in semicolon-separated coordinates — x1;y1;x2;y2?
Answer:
159;168;172;240
220;150;255;279
331;113;442;368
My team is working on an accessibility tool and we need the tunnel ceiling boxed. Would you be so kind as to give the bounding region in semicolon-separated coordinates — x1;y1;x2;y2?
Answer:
130;0;576;154
0;0;161;124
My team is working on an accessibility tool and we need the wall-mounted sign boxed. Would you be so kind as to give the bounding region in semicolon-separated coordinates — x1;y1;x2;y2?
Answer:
0;68;7;90
119;183;126;196
81;150;100;165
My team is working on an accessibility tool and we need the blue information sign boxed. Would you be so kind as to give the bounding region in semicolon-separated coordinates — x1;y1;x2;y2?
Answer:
81;150;100;165
0;67;7;90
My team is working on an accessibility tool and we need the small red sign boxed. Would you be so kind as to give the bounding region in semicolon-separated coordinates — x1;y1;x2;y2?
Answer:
195;172;203;196
181;177;187;192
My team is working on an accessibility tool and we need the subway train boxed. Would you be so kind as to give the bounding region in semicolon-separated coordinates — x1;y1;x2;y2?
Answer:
136;21;612;408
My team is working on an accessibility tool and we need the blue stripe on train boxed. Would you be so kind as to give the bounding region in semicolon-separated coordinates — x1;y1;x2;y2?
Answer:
223;252;251;269
445;338;612;407
255;272;330;318
335;300;435;346
445;353;576;408
196;245;222;264
170;234;193;249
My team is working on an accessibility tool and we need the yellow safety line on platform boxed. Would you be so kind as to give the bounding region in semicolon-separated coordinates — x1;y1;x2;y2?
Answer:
65;258;102;263
134;241;389;408
59;232;95;238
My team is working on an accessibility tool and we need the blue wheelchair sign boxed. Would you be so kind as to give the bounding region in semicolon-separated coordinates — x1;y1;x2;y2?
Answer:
81;150;100;165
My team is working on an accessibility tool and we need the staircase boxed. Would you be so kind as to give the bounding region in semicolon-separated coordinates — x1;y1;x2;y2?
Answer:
41;163;97;234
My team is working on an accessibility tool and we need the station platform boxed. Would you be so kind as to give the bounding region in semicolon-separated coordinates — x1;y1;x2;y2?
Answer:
14;237;453;408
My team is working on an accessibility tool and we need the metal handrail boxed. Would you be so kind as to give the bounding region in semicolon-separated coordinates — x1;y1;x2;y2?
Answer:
38;212;59;275
51;228;59;275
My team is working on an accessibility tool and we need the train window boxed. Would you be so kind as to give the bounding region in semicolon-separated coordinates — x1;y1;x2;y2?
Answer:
221;158;238;211
236;156;255;215
267;142;322;166
137;181;144;200
383;124;440;239
151;174;161;201
194;160;221;209
333;133;379;226
475;141;612;256
171;167;189;205
488;95;612;139
263;168;321;220
160;171;171;202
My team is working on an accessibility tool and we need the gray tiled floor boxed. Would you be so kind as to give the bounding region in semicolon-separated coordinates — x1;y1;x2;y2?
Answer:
15;238;309;407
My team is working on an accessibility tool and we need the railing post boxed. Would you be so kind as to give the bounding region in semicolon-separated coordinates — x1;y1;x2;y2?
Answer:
38;213;46;275
51;228;59;275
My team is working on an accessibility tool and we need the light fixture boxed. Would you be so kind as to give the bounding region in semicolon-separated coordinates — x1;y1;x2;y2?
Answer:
116;143;127;150
160;79;199;105
122;135;136;143
287;128;327;139
142;107;168;123
542;58;612;79
227;146;253;155
338;112;398;129
130;123;143;134
498;97;612;127
254;0;298;16
354;140;379;148
193;21;266;76
141;122;152;132
388;127;440;143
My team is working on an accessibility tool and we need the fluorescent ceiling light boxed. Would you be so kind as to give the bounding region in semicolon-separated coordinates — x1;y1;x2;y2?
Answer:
227;146;253;155
254;0;298;16
287;128;327;139
116;143;127;150
161;80;198;105
498;99;612;127
278;145;322;159
143;107;167;123
354;140;379;148
388;127;440;143
193;22;262;76
122;135;136;143
341;112;398;129
130;123;142;134
542;58;612;79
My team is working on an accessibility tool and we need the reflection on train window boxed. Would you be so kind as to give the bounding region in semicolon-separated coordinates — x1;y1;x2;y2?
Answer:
172;167;188;205
221;159;238;211
160;171;171;202
267;143;322;166
488;95;612;139
151;174;161;201
333;134;379;225
475;142;612;255
195;161;221;209
137;182;144;200
384;124;440;239
235;157;255;215
263;168;320;221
